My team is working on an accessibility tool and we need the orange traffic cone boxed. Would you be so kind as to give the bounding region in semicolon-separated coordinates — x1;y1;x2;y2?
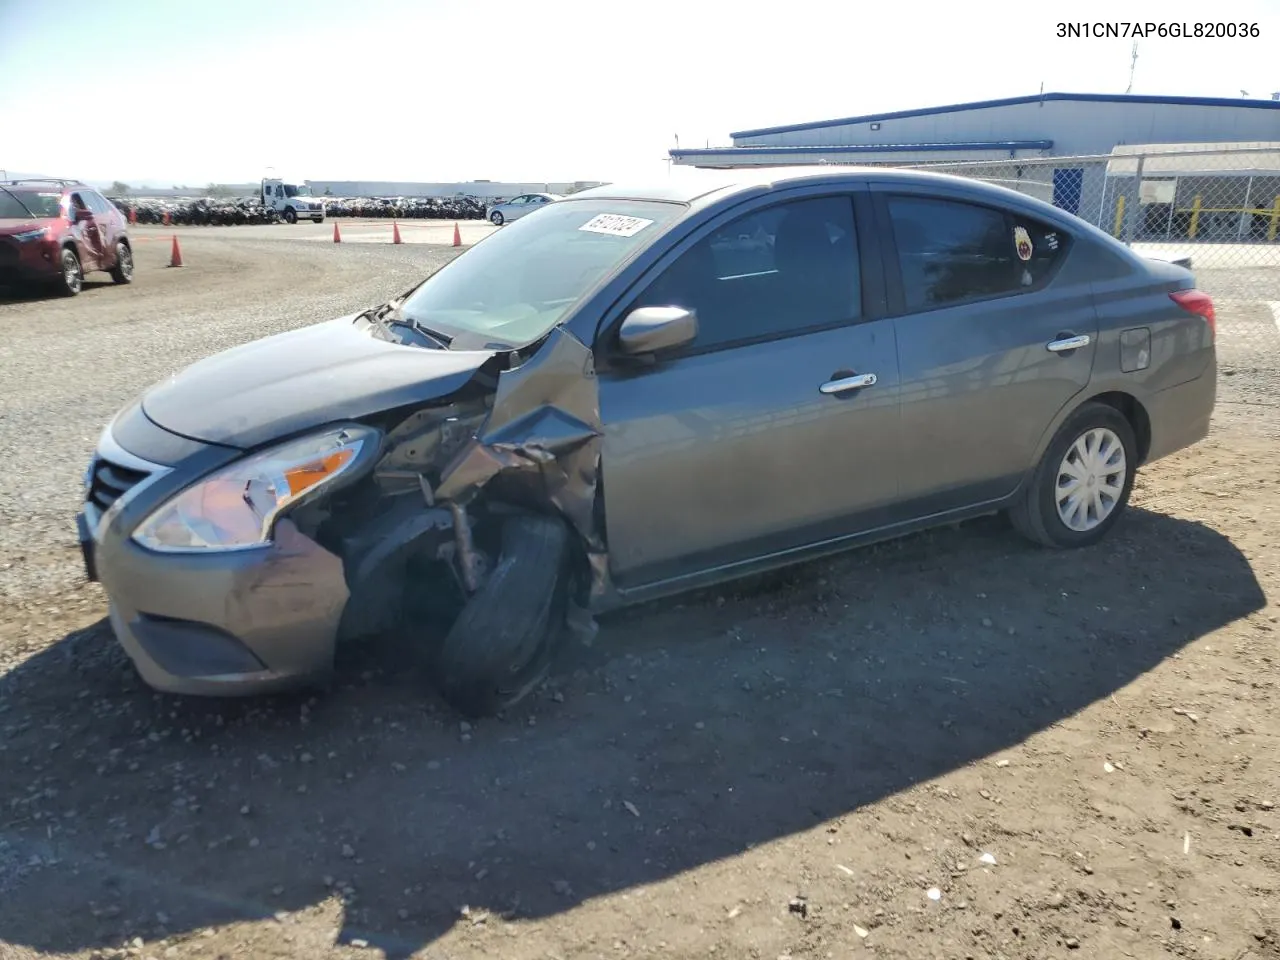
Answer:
392;220;402;244
452;222;462;247
169;234;183;268
162;210;171;226
333;222;342;243
128;207;137;224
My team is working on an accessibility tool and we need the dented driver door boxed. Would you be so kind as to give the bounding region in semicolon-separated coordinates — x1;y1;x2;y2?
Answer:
596;191;902;594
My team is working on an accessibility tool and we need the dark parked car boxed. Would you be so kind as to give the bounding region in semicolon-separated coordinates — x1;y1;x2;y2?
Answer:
77;166;1217;717
0;179;133;295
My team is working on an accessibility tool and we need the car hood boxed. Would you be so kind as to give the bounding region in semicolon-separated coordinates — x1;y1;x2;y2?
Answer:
0;217;52;234
140;315;498;450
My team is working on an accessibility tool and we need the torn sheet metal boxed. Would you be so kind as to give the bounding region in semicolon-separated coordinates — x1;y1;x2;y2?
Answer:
434;326;610;601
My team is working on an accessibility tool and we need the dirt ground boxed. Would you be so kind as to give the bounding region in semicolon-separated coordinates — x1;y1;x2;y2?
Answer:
1;229;1278;960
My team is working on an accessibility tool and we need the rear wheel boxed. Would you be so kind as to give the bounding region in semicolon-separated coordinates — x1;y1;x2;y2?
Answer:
110;241;134;284
431;513;571;718
58;248;83;296
1010;402;1137;548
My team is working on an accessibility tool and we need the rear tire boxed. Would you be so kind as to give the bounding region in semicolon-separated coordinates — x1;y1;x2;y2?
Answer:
110;241;134;284
1009;401;1137;549
58;248;83;296
431;513;571;718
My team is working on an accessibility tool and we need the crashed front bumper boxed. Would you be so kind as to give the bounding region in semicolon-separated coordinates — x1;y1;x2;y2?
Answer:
78;418;350;696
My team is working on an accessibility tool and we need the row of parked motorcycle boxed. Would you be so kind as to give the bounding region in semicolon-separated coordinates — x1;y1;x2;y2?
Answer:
106;195;494;226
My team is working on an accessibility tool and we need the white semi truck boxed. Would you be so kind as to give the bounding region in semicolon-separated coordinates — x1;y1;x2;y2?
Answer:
260;177;325;224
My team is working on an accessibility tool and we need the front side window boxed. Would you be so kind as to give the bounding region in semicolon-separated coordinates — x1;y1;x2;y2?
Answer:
398;198;683;350
887;195;1068;312
629;195;862;350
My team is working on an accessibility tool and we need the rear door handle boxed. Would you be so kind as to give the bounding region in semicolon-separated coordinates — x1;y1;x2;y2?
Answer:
820;373;877;395
1047;334;1091;353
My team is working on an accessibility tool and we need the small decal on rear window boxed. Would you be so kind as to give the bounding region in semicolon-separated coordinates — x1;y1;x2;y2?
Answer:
578;214;654;238
1014;225;1033;261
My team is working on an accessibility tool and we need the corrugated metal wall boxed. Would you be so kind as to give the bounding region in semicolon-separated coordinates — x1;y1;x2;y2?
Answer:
735;101;1280;155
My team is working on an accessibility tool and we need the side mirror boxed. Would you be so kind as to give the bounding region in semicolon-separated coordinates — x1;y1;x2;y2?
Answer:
74;207;94;223
617;305;698;356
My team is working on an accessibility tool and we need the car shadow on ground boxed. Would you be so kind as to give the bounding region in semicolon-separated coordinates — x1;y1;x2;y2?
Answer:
0;508;1266;958
0;279;114;304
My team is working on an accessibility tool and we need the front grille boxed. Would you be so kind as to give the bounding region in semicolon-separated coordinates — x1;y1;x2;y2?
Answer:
87;456;150;512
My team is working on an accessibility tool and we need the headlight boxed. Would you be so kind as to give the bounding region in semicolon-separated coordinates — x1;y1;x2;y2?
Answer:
11;228;48;243
130;425;377;553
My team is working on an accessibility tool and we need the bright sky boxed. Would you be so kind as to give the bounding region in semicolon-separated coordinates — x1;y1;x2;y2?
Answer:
3;0;1278;187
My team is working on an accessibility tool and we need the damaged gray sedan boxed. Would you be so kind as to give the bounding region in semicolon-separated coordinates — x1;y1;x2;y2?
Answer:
77;166;1217;717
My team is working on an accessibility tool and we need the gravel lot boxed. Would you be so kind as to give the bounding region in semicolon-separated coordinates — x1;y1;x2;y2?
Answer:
1;232;1278;960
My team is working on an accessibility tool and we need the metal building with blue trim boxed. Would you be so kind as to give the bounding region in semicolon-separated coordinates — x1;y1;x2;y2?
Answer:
671;93;1280;241
670;92;1280;169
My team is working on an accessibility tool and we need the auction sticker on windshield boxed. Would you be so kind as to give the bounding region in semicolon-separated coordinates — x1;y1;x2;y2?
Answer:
578;214;654;238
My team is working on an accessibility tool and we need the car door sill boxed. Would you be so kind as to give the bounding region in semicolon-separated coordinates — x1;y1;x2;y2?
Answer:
600;493;1018;613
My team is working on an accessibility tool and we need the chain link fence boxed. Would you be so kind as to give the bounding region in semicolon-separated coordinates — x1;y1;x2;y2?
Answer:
893;144;1280;301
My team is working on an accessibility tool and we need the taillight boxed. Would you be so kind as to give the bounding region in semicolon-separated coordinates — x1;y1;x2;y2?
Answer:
1170;288;1215;340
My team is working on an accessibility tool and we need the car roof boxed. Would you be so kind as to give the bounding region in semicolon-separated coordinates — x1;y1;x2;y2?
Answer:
569;164;1059;211
566;164;1116;243
2;179;86;191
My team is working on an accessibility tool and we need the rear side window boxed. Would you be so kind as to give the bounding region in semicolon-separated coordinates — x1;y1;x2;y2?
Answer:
632;195;862;350
887;196;1068;312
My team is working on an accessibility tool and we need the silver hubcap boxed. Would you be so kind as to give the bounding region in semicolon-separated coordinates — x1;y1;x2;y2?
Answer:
1056;427;1126;532
119;246;133;278
65;256;81;291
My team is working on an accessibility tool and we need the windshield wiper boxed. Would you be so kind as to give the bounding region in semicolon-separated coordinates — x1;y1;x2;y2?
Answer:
386;304;453;348
359;298;453;349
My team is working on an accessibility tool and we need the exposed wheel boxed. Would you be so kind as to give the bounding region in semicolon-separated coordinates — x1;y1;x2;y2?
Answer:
58;248;83;296
431;513;571;718
1010;401;1137;549
109;241;134;284
489;211;504;226
283;208;297;224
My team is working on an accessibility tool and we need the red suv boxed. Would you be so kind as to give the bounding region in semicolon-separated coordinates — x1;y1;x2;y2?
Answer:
0;179;133;296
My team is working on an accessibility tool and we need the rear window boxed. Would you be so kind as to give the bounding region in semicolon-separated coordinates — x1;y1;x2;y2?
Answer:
0;189;63;219
887;195;1069;311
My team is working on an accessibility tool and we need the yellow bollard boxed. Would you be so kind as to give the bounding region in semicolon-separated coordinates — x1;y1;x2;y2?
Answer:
1269;195;1280;242
1113;195;1126;237
1188;195;1203;239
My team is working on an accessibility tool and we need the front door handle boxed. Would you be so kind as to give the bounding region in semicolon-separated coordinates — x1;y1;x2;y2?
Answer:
1047;334;1091;353
820;373;877;395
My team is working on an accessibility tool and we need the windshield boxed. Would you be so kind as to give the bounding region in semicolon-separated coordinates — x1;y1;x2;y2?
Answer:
0;188;61;219
398;198;684;349
283;184;311;198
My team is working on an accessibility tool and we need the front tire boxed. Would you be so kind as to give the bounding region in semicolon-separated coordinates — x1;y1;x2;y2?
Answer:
1010;401;1137;549
489;211;504;226
431;513;571;718
110;241;134;284
58;248;83;296
283;208;297;224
